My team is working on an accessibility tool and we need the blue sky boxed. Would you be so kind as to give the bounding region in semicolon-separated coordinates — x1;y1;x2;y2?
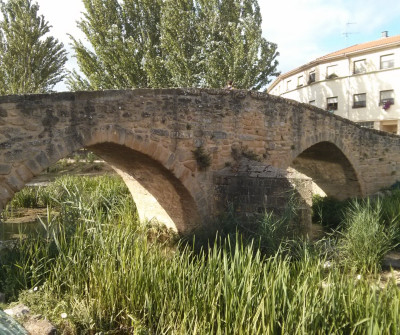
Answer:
259;0;400;78
31;0;400;90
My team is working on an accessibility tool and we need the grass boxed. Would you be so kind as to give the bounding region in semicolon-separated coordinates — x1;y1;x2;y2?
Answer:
338;199;399;272
2;176;400;333
312;194;351;230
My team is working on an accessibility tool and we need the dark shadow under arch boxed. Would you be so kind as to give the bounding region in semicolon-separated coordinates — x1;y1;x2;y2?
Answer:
290;141;362;200
87;142;200;233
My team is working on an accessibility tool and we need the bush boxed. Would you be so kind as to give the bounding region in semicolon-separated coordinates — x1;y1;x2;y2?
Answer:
312;195;351;230
11;187;40;208
380;189;400;245
338;199;398;272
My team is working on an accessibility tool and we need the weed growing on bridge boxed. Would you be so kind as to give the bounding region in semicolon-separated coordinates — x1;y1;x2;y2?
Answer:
192;146;211;170
2;176;400;333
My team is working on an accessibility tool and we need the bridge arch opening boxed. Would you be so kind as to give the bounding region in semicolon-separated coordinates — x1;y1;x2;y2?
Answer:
86;142;201;233
290;141;362;200
1;141;201;234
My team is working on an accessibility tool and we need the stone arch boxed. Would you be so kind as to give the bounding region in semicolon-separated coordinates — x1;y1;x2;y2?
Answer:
86;142;201;233
0;132;85;211
83;127;206;232
1;126;205;233
289;141;363;200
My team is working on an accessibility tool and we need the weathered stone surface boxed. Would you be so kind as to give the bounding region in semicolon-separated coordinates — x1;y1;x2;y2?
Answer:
0;164;11;175
4;304;30;318
0;88;400;232
23;316;56;335
3;304;56;335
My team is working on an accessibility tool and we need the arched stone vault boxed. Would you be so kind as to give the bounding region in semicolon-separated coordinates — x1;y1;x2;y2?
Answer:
87;142;201;232
290;141;362;200
1;88;400;231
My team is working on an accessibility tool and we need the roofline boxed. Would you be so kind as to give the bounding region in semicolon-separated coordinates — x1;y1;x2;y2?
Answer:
268;37;400;92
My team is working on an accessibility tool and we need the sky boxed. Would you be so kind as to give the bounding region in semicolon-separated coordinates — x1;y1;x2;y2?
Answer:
31;0;400;90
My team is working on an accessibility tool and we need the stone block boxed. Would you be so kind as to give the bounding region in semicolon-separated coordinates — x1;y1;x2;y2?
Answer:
0;164;11;175
15;164;34;182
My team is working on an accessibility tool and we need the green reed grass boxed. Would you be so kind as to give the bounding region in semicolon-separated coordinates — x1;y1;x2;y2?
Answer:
338;199;398;272
2;176;400;334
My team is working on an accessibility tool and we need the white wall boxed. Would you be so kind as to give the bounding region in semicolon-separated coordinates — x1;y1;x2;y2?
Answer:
269;44;400;132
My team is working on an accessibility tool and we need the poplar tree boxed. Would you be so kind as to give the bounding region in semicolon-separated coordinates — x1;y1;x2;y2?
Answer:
69;0;279;91
0;0;67;94
68;0;167;90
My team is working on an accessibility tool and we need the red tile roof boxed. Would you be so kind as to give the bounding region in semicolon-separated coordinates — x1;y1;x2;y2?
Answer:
316;34;400;61
268;34;400;92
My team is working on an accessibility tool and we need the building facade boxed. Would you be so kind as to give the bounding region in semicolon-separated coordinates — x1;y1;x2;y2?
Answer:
268;33;400;134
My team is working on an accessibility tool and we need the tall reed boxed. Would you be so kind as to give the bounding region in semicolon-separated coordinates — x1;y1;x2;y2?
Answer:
3;176;400;334
338;199;398;272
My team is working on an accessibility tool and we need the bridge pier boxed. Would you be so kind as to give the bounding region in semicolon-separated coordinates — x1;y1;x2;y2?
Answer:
214;161;313;229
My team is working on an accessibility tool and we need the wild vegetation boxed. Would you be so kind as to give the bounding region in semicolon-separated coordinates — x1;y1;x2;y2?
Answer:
68;0;279;90
2;175;400;334
0;0;67;94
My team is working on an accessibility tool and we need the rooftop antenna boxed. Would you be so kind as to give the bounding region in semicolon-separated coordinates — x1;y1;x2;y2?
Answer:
342;22;358;45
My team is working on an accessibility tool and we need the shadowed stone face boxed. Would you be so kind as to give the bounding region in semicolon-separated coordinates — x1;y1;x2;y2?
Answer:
88;142;200;232
0;88;399;232
291;142;362;200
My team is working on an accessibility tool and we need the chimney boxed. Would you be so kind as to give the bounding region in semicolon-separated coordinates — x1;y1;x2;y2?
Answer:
381;31;388;38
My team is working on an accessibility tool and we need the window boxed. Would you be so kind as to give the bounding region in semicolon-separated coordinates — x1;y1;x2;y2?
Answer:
309;100;316;106
353;93;366;108
326;65;338;79
308;71;315;84
327;97;338;111
297;75;303;87
357;121;374;129
380;54;394;69
380;90;395;105
354;60;366;74
286;80;292;91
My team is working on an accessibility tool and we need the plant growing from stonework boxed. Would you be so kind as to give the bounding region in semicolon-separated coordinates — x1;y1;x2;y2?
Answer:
0;0;67;94
231;145;261;162
192;146;211;170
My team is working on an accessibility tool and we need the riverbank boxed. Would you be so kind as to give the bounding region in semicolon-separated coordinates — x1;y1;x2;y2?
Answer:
2;174;400;333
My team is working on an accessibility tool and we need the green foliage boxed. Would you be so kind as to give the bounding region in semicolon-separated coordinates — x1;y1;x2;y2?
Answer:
5;213;400;334
312;195;351;230
192;146;211;170
0;175;137;300
0;0;67;94
5;177;400;333
377;189;400;245
338;199;398;272
68;0;279;90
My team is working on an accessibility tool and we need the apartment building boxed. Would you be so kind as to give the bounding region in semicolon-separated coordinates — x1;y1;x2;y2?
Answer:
268;32;400;134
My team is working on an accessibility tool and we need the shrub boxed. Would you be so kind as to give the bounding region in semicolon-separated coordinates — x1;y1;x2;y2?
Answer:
192;146;211;170
312;195;351;230
338;199;398;272
11;187;39;208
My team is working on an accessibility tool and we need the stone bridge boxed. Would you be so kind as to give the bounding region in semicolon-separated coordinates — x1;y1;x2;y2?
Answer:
1;88;400;233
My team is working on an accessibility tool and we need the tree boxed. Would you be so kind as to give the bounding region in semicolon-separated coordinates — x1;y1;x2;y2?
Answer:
68;0;167;90
0;0;67;94
69;0;279;91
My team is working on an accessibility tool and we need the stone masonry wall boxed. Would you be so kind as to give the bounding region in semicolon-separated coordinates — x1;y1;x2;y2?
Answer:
1;89;400;232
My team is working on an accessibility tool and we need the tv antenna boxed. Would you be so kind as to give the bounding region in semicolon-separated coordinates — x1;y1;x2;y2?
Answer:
343;22;358;44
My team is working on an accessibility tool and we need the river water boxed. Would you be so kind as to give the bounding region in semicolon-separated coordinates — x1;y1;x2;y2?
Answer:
0;208;47;241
